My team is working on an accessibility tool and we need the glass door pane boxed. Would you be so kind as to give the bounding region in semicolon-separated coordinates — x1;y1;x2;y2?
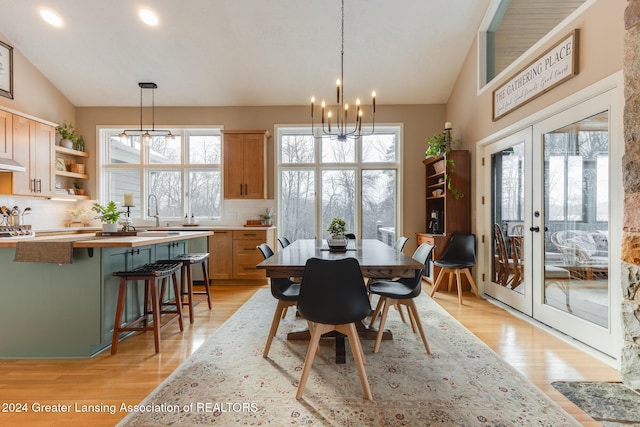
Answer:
542;111;609;328
484;129;532;315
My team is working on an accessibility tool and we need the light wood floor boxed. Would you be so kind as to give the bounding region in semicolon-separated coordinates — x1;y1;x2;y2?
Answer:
0;284;620;426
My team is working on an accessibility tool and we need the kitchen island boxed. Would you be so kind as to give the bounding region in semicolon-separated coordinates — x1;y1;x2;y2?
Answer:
0;231;211;358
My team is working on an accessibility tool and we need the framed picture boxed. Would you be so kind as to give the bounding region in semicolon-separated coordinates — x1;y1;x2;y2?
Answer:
0;40;13;99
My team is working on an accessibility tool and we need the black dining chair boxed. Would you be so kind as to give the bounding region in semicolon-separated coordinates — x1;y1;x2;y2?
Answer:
277;236;291;249
430;233;480;304
256;243;300;358
296;257;372;400
393;236;409;252
368;242;435;354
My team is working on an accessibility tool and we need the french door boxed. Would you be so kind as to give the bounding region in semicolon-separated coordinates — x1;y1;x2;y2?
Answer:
483;89;620;356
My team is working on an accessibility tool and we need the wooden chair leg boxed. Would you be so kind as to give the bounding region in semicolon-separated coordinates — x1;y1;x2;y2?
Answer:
171;271;184;331
148;280;161;353
111;279;127;355
455;269;463;305
373;298;393;353
297;323;331;399
200;261;212;309
405;299;430;354
340;323;372;401
368;297;385;327
430;268;448;297
263;300;291;358
463;268;480;297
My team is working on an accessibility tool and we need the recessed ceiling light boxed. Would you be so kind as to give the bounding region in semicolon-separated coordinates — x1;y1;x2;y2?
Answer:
40;9;63;27
139;8;159;26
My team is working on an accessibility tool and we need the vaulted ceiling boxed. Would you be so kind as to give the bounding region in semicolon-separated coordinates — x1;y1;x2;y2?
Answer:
0;0;494;107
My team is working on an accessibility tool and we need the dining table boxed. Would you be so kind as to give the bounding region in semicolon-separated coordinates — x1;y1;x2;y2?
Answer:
256;238;425;363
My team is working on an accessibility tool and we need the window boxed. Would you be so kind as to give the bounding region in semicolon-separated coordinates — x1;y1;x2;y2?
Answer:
99;128;222;221
277;126;401;244
481;0;587;86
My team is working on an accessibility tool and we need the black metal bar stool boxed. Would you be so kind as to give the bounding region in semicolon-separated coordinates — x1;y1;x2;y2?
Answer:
111;261;184;354
170;253;212;324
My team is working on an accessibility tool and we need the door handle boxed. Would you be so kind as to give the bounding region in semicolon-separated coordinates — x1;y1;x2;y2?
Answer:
529;226;540;232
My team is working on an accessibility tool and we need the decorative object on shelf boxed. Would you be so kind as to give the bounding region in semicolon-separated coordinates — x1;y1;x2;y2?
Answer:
73;180;85;196
55;121;80;149
259;208;274;226
55;157;66;171
118;82;174;146
67;207;86;224
432;189;443;197
92;201;123;233
0;40;13;99
75;135;85;152
69;162;85;174
425;122;463;199
309;0;376;141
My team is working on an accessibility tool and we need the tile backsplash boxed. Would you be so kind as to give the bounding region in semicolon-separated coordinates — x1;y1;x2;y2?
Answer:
0;195;276;230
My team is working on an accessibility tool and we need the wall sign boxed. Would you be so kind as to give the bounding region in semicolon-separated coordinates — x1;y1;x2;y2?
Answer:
0;40;13;99
493;29;579;121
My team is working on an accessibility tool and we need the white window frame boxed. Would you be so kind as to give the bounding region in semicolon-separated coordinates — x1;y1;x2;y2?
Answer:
275;124;403;240
97;126;223;224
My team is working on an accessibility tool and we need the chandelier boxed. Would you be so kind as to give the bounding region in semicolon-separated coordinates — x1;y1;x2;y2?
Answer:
119;82;174;145
310;0;376;141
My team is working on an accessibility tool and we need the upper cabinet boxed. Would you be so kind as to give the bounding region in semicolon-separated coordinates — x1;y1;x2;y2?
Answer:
222;130;267;199
0;110;12;159
11;116;54;196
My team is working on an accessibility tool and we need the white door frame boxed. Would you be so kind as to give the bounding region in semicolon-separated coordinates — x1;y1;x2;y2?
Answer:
475;72;623;360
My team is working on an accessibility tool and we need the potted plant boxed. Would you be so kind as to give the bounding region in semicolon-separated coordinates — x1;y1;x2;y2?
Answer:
92;201;123;232
424;130;463;199
327;217;347;238
67;207;86;224
73;180;85;196
259;208;274;226
55;121;79;149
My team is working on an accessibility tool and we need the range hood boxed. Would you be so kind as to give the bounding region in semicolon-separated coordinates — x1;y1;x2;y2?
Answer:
0;158;26;172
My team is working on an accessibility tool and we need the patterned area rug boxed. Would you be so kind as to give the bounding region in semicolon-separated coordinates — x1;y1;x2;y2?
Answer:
552;381;640;426
118;289;579;426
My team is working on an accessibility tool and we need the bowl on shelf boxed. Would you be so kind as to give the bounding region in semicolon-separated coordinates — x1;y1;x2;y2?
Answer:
432;189;444;197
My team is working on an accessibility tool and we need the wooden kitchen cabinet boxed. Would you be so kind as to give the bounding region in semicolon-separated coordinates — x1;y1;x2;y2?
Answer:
208;231;233;280
209;228;275;283
222;130;266;199
0;110;12;159
10;116;54;196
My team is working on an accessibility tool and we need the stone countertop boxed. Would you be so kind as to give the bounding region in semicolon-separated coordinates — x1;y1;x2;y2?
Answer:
0;230;213;248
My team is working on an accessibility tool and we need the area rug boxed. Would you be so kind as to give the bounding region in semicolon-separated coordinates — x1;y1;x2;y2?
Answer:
552;381;640;426
118;289;579;426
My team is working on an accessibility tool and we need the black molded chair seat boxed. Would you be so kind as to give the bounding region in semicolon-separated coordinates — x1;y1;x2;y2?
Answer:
277;237;291;249
368;280;421;300
432;259;475;269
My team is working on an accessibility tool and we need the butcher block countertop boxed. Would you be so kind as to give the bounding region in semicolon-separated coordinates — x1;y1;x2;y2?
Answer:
0;230;212;248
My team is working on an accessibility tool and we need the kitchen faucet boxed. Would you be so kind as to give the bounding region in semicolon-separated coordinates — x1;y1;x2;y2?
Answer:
148;194;160;227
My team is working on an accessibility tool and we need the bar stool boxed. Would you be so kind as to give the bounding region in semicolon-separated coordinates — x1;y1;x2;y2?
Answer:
111;261;184;354
170;253;212;324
